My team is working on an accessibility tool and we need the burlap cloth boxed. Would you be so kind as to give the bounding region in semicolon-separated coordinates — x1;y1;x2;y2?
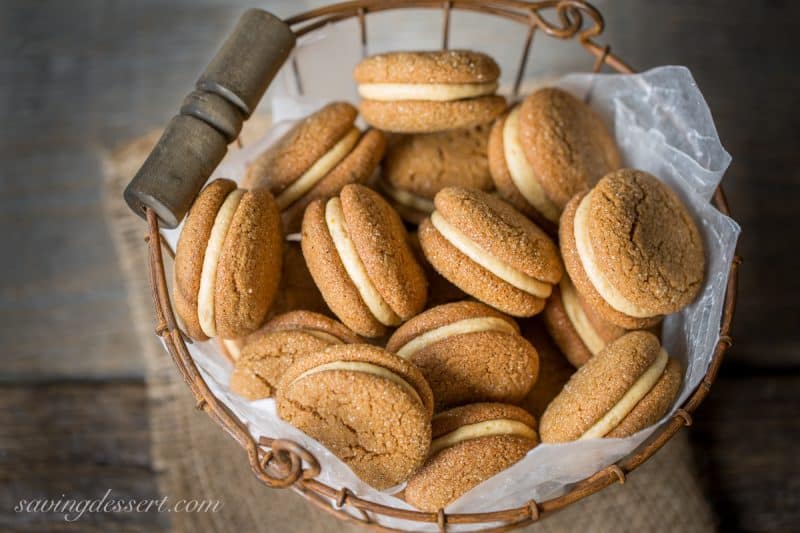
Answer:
101;122;716;533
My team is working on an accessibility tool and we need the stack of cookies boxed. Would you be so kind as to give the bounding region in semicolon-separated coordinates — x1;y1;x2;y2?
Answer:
171;48;706;509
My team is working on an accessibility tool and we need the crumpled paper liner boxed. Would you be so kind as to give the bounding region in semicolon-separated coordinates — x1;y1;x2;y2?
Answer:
158;65;739;531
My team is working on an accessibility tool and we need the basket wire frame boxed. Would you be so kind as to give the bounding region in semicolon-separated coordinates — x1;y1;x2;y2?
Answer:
143;1;740;531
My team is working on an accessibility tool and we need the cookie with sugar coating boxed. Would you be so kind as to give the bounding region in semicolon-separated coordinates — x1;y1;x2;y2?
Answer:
539;331;682;442
419;187;562;317
243;102;386;232
404;403;538;511
387;301;538;411
173;178;282;341
355;50;505;133
559;169;705;329
301;184;428;337
229;311;360;400
276;344;433;489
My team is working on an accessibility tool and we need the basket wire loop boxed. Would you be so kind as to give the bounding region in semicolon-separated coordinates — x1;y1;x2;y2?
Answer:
144;1;739;530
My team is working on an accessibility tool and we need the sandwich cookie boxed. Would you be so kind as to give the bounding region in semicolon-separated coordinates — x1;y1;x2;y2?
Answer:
539;331;682;442
518;318;574;419
387;301;538;410
408;232;466;308
354;50;506;133
276;344;434;489
243;102;386;232
543;276;628;367
560;169;705;329
494;88;620;213
380;124;493;224
230;311;360;400
419;187;563;317
173;178;282;340
301;184;428;337
404;403;538;511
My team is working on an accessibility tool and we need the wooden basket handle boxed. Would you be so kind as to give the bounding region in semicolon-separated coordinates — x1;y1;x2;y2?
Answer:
123;9;295;228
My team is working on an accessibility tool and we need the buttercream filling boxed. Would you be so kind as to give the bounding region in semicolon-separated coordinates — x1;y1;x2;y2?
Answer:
197;189;244;338
579;348;669;440
503;106;561;222
395;317;517;359
358;81;498;102
560;277;606;355
429;419;537;456
325;198;402;326
221;337;244;361
573;190;655;318
292;361;421;405
276;127;361;209
430;211;553;298
379;179;435;213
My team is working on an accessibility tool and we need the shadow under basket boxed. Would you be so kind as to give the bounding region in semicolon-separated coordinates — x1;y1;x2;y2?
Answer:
135;1;740;531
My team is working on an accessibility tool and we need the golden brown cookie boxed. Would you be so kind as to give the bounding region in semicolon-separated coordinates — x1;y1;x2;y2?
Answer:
418;187;562;317
354;50;505;133
408;231;466;307
404;403;538;511
380;125;493;224
518;88;621;208
229;311;360;400
173;179;282;340
559;169;705;329
243;102;385;232
387;301;538;411
539;331;682;442
543;276;627;367
518;318;574;419
276;344;433;489
301;184;428;337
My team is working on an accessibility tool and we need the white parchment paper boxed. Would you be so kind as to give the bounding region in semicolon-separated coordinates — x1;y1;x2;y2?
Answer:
159;64;739;531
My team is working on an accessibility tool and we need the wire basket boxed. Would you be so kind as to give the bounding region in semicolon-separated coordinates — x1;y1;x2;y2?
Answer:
135;1;740;531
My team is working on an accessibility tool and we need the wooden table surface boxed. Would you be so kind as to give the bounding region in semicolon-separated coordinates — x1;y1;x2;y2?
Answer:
1;1;798;531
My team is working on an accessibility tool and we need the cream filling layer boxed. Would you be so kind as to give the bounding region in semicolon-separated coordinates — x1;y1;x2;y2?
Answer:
503;107;561;222
395;317;517;359
574;190;655;318
579;348;669;440
358;81;498;102
430;211;552;298
560;278;606;355
292;361;421;405
276;127;360;209
325;198;402;326
198;189;244;338
380;180;435;213
221;337;244;361
429;419;537;456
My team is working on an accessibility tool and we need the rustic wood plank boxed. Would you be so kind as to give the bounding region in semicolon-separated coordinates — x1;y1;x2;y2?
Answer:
0;383;167;532
691;371;800;532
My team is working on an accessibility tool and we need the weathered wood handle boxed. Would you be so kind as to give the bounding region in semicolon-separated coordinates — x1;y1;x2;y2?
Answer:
124;9;295;228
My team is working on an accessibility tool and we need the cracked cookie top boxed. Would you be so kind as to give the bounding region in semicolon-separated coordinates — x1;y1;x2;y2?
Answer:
587;169;705;315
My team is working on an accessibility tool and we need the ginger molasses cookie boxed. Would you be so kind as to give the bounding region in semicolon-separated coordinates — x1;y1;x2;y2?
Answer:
276;344;433;489
243;102;386;232
301;184;428;337
419;187;562;317
387;301;538;410
404;403;538;511
173;178;282;341
539;331;682;442
488;88;621;227
229;311;360;400
380;124;493;224
560;169;705;329
354;50;506;133
543;276;628;367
